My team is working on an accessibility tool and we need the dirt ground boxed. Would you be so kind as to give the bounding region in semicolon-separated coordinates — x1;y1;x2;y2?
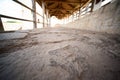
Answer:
0;27;120;80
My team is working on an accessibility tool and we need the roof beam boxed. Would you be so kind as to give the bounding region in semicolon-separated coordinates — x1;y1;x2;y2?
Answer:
48;8;75;11
49;12;72;15
42;0;87;4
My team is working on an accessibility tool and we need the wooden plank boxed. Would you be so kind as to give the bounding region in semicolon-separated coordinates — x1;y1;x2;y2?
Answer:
0;14;33;22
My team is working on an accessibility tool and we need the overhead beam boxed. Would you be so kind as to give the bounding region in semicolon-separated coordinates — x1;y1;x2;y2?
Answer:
50;13;72;16
42;0;87;4
49;10;72;14
47;8;75;11
81;0;92;8
37;0;92;19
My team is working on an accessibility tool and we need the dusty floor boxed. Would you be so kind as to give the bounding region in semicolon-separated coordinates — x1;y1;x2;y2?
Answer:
0;27;120;80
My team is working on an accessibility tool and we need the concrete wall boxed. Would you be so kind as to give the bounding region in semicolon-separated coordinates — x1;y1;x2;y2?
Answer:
64;0;120;34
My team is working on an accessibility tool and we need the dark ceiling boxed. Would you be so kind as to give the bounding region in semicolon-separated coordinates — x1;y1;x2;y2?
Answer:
36;0;91;19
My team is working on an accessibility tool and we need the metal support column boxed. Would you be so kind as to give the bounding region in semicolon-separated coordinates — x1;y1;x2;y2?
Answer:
32;0;37;28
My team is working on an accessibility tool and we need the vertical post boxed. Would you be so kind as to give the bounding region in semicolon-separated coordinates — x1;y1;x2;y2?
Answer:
64;17;66;24
42;2;45;28
78;9;80;17
49;15;51;27
48;14;50;27
91;0;95;12
63;18;65;24
79;0;82;18
46;10;48;27
32;0;37;28
64;18;66;24
47;16;48;27
75;12;77;20
76;12;78;19
67;15;69;23
66;15;69;23
0;17;4;31
72;12;74;22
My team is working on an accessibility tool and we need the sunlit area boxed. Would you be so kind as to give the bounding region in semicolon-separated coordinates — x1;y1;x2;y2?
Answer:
2;18;33;31
51;16;63;27
0;0;65;31
0;0;113;31
0;0;33;31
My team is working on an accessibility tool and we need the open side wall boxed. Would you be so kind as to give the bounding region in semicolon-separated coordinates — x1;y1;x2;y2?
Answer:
64;0;120;34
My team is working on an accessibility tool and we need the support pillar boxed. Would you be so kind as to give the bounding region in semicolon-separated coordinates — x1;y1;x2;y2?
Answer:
42;2;45;28
49;15;51;27
32;0;37;28
46;10;49;27
48;14;51;27
67;15;69;23
72;13;74;22
79;1;82;18
78;9;80;17
0;17;4;31
92;0;102;11
91;0;95;12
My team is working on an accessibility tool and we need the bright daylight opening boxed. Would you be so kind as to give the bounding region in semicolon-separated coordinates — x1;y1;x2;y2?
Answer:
0;0;63;31
0;0;112;31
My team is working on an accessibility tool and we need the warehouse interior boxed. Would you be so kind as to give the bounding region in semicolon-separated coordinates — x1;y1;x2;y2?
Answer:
0;0;120;80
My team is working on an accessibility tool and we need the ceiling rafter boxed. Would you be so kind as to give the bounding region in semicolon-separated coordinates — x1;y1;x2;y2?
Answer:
43;0;87;4
47;8;77;11
36;0;91;19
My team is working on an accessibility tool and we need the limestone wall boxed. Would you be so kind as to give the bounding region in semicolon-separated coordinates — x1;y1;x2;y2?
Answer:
64;0;120;34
